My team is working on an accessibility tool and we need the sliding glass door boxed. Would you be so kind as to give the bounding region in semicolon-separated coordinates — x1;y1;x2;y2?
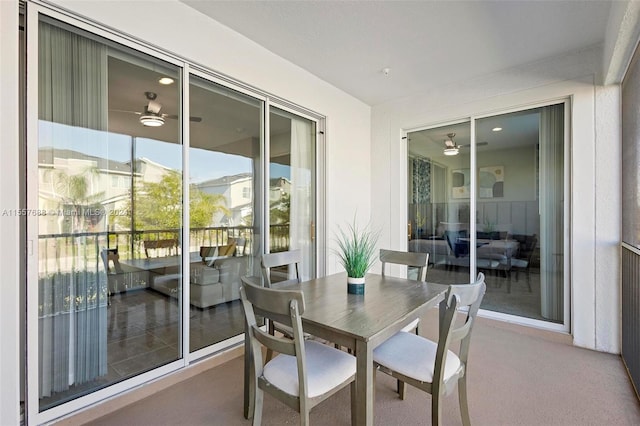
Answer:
34;16;184;411
407;104;567;325
26;8;321;422
407;121;471;285
187;75;262;353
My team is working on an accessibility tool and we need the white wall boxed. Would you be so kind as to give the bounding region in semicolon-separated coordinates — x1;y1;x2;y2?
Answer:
0;1;22;423
371;45;621;353
48;0;372;273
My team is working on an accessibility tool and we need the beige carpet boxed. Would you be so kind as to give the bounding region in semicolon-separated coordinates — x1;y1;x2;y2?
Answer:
81;312;640;426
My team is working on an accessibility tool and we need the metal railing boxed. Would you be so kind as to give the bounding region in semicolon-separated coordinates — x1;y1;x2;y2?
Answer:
38;225;291;275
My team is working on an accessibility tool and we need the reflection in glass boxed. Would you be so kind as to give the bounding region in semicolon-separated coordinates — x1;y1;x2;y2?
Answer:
408;107;565;323
407;122;471;285
268;107;316;282
476;106;564;323
37;17;181;410
188;75;262;352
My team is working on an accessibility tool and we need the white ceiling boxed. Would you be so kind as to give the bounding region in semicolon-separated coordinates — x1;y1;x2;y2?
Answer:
181;0;613;106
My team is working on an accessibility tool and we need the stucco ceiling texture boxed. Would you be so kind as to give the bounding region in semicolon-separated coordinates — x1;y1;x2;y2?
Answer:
181;0;613;106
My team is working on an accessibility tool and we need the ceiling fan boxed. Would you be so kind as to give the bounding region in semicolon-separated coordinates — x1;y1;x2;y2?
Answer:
111;91;202;127
443;133;488;156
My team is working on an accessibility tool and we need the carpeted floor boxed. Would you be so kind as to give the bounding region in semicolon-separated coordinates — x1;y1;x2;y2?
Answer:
79;311;640;426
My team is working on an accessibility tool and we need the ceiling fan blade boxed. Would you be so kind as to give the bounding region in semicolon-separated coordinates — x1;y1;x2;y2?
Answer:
459;141;489;148
165;114;203;122
110;109;142;115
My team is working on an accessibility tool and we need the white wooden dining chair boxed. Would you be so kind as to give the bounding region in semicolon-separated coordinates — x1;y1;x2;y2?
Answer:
240;276;356;426
373;272;486;426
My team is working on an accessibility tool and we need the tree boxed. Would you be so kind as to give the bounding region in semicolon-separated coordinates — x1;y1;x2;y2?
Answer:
270;192;290;224
120;171;229;230
50;167;105;233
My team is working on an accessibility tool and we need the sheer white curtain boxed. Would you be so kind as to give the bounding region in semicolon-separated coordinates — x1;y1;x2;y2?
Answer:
289;118;314;280
539;104;564;321
38;21;108;397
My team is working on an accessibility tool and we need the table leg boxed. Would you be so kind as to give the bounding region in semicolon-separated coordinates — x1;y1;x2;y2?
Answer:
354;339;373;426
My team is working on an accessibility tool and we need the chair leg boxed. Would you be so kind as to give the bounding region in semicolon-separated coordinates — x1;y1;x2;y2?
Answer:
301;409;310;426
252;387;263;426
397;379;407;400
459;375;471;426
432;392;442;426
526;270;532;292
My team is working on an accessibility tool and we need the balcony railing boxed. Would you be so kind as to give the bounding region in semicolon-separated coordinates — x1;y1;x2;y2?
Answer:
38;225;291;276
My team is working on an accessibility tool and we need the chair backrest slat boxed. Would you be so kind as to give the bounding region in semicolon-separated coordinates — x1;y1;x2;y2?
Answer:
242;276;305;316
380;248;429;281
251;323;297;357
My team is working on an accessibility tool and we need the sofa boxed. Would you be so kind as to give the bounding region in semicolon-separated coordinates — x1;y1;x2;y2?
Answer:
149;256;247;308
408;223;519;272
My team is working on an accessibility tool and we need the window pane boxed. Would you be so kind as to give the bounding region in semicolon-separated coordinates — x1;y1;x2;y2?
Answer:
188;74;262;352
37;17;182;410
476;105;564;323
268;107;317;282
407;122;471;284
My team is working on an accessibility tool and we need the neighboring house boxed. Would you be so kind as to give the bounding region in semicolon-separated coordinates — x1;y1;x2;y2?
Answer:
37;148;135;234
196;173;254;225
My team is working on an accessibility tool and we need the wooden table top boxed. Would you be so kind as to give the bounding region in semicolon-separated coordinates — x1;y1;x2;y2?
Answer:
277;272;449;343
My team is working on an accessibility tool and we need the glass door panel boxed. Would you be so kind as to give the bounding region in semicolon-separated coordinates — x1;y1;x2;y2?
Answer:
267;107;317;282
407;122;471;284
35;16;183;411
188;75;262;352
475;105;564;323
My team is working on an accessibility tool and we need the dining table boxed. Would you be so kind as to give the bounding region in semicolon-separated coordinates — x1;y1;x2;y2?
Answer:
243;271;449;426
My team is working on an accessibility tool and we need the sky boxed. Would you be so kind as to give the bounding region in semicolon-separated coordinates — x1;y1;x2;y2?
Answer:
39;121;290;181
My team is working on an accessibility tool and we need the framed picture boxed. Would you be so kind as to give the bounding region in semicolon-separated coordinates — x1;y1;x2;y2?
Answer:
479;166;504;198
451;168;470;199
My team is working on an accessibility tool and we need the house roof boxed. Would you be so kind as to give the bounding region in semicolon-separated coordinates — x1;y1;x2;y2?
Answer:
38;147;132;173
197;172;253;187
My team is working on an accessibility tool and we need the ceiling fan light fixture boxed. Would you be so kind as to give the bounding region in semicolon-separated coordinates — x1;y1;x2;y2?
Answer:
443;147;459;156
139;114;165;127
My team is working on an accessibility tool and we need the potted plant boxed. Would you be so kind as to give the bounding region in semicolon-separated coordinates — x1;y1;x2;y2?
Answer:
334;217;380;294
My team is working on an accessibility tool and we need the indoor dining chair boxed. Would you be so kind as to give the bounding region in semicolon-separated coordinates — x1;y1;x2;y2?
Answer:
240;276;356;426
508;234;537;293
373;272;486;426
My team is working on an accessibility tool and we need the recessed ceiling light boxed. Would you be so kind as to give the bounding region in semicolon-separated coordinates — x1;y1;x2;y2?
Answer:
158;77;174;85
492;127;502;132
